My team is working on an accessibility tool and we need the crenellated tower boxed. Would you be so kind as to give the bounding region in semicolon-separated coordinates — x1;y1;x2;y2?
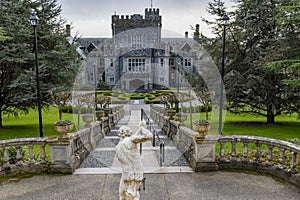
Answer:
112;8;162;44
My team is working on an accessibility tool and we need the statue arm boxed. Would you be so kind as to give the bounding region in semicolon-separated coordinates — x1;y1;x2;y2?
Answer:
130;128;152;144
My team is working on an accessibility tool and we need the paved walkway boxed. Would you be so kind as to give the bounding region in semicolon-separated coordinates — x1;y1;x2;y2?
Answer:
75;101;192;174
1;172;299;200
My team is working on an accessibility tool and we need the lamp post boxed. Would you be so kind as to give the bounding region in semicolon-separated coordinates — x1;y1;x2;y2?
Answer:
94;62;97;111
218;13;229;135
176;57;181;113
29;13;43;137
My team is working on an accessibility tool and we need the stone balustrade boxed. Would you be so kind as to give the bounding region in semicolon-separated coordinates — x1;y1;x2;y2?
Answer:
150;105;300;188
217;135;300;187
0;138;49;175
0;105;125;177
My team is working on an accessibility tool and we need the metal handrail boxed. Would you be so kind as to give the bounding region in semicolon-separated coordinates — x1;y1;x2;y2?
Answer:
141;108;165;166
141;109;154;131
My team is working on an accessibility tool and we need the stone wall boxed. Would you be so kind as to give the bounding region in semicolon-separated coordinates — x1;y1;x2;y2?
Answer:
0;105;125;176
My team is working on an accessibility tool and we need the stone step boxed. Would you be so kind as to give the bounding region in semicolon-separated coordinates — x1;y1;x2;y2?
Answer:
74;166;193;175
77;108;191;173
96;137;119;148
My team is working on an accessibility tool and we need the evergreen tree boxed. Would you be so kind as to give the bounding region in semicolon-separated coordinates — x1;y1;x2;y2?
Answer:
0;0;80;128
0;27;11;41
266;0;300;88
202;0;299;124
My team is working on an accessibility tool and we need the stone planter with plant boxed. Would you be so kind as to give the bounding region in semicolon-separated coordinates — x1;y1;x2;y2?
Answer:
193;120;211;144
54;120;74;137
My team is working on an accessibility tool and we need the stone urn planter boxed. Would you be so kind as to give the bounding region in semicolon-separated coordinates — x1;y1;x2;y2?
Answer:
103;108;111;117
193;120;211;144
54;120;73;137
166;109;176;120
95;110;104;121
82;114;94;128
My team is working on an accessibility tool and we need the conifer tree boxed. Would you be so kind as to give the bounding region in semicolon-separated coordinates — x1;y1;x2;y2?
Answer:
202;0;299;124
0;0;80;128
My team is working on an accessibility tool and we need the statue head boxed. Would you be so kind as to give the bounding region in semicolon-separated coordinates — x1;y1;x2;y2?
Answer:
118;126;132;138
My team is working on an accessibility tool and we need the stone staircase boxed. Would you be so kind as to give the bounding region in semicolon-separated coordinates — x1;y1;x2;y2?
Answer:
74;102;192;174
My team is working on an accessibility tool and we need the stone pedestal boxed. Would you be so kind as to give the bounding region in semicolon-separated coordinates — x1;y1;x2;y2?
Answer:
192;136;218;172
50;138;72;164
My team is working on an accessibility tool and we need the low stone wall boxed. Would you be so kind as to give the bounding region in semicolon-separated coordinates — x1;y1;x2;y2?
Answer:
150;105;300;188
0;105;125;176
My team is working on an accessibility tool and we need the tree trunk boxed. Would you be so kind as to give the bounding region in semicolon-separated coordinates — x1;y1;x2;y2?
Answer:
0;110;3;128
59;110;63;121
266;110;275;124
205;104;209;121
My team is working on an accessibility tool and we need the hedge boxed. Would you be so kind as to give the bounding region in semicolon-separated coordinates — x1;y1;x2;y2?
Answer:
181;104;212;113
144;97;162;104
130;93;145;99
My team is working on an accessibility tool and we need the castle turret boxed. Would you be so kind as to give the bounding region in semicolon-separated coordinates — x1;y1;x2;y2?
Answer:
112;8;162;37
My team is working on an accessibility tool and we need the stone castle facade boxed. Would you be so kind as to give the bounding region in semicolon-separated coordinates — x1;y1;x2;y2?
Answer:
79;8;201;92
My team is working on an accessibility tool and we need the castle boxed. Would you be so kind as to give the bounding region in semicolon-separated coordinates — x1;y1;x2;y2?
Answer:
78;7;201;92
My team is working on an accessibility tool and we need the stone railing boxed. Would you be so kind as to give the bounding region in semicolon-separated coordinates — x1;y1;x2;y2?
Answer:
0;138;49;175
217;135;300;187
0;105;125;177
150;105;300;188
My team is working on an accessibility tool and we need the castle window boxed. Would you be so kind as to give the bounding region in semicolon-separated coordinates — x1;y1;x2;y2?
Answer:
110;59;114;67
131;35;144;48
110;77;115;83
88;73;94;81
169;58;175;66
160;58;164;67
184;58;192;67
99;58;105;67
128;58;146;72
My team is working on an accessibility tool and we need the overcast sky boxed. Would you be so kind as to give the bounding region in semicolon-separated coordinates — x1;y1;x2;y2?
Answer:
57;0;234;38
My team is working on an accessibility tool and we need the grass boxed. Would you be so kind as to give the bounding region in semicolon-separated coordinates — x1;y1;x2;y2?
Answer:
1;107;299;141
0;106;76;140
185;112;299;141
222;112;300;140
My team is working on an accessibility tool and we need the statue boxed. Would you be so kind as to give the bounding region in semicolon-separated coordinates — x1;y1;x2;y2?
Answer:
116;120;152;200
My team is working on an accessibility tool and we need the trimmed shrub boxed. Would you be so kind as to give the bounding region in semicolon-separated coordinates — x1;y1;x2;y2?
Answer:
155;90;172;96
117;93;130;103
112;92;120;97
145;93;155;100
144;97;162;104
112;99;129;104
130;93;145;99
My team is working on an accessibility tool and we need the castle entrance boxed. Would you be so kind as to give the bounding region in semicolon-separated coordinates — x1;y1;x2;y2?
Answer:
129;79;145;91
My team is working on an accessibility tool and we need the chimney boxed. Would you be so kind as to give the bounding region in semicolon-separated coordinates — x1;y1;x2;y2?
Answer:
185;31;188;38
194;24;200;39
196;24;199;33
66;24;71;37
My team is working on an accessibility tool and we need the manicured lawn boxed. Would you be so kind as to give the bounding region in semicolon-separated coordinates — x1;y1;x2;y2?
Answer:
0;107;299;141
186;112;299;141
222;114;299;141
0;107;76;140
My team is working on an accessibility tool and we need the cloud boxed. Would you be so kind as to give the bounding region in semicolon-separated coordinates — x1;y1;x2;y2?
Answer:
57;0;233;37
